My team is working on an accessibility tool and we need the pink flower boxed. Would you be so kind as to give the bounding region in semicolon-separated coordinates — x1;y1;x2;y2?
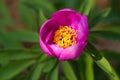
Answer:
40;9;88;61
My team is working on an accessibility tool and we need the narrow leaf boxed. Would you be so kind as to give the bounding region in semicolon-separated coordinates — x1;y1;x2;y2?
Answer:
89;8;111;29
0;49;39;62
23;0;56;15
46;66;58;80
0;0;13;27
83;0;95;15
8;31;39;42
102;51;120;61
95;25;120;34
38;10;47;27
28;62;44;80
86;42;120;80
0;30;22;48
43;58;58;73
78;54;94;80
61;61;77;80
90;31;120;41
19;1;36;30
96;57;120;80
0;60;35;80
86;42;103;60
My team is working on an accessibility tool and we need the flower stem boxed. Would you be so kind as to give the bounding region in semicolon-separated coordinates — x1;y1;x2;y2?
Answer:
96;57;119;80
85;42;120;80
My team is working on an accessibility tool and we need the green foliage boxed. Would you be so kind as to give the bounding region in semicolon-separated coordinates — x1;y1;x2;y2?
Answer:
78;54;94;80
0;49;39;63
38;10;47;27
89;8;111;29
102;51;120;61
0;0;13;27
8;30;39;42
43;58;58;73
46;66;58;80
61;61;77;80
0;60;35;80
26;62;45;80
86;42;120;80
19;0;36;30
90;31;120;41
0;30;22;48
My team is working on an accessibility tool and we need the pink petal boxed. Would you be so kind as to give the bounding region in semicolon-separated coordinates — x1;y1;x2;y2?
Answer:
40;20;58;43
40;38;53;56
47;44;64;58
59;42;87;61
40;20;59;56
72;15;89;42
52;8;82;26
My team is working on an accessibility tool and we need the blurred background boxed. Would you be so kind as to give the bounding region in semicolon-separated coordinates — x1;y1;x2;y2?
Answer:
0;0;120;80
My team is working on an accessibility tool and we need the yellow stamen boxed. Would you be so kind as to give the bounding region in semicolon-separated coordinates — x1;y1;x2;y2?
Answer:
53;26;77;48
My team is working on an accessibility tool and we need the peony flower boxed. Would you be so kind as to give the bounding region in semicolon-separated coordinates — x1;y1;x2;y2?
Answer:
40;8;88;61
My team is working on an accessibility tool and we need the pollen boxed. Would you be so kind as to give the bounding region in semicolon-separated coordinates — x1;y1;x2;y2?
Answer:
53;26;77;48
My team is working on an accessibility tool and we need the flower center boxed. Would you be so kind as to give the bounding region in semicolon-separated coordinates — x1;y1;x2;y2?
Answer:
53;26;77;48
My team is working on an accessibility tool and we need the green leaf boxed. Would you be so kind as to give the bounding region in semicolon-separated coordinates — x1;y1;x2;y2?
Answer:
89;8;111;29
19;1;36;30
61;61;77;80
0;60;35;80
90;31;120;41
38;10;47;27
8;31;39;42
95;25;120;34
46;66;58;80
59;77;68;80
79;0;95;15
63;0;81;10
96;57;120;80
78;54;94;80
23;0;56;15
37;54;47;62
86;42;103;60
0;49;39;63
0;0;13;27
68;61;81;80
102;51;120;61
111;0;120;15
0;30;22;48
43;58;58;73
86;42;120;80
27;62;45;80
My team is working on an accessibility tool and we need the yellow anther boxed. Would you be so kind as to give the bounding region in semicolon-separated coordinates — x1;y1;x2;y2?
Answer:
53;26;77;48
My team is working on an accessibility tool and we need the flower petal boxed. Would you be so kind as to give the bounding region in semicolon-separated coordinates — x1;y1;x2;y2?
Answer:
79;15;89;36
47;44;64;57
40;20;59;56
52;8;82;26
52;9;88;42
71;15;89;42
40;38;53;56
59;42;87;61
40;20;58;43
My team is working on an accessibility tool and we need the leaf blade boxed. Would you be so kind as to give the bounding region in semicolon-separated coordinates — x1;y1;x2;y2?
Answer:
0;60;35;80
46;66;58;80
90;31;120;41
61;61;77;80
29;62;44;80
8;31;39;42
